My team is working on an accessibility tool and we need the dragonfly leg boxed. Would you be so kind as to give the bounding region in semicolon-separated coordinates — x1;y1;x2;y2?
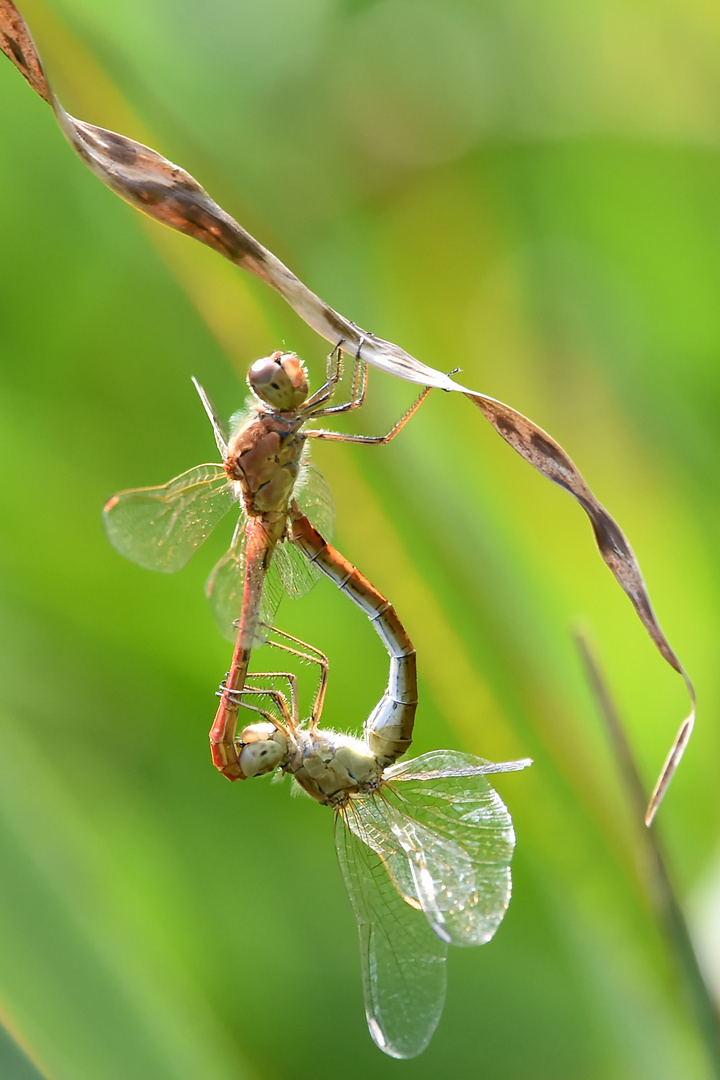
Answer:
307;356;369;420
302;343;345;411
306;385;431;444
349;350;369;408
223;683;295;734
325;342;345;390
262;628;329;734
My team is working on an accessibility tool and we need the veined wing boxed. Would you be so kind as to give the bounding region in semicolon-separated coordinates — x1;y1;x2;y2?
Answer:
206;519;284;644
385;752;533;783
295;458;334;539
272;540;318;601
273;460;335;600
103;464;234;572
192;377;228;459
381;751;530;947
337;798;448;1060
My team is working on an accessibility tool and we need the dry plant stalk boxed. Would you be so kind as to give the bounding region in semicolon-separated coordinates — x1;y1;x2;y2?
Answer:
0;0;693;823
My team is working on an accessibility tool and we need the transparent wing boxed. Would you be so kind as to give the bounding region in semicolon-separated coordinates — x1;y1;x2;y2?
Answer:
337;800;448;1060
381;750;528;947
192;377;228;458
103;464;234;573
272;539;320;600
274;459;334;600
385;751;533;783
295;458;334;539
205;520;284;644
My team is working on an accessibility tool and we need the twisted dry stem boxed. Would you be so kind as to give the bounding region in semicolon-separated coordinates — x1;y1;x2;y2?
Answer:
0;0;694;821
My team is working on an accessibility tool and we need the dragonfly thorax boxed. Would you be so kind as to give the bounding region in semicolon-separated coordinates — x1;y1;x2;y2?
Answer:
224;411;306;516
289;729;384;806
247;351;309;411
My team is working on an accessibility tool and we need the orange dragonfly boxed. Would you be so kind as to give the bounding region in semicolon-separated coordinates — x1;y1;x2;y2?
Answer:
104;348;428;779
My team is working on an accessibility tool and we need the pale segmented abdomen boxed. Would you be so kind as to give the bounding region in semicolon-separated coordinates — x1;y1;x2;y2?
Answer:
290;509;417;767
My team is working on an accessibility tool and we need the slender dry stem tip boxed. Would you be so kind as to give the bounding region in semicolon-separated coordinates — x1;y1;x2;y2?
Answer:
644;716;694;827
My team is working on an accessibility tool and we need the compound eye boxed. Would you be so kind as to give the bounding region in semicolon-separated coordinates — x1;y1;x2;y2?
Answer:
247;352;308;410
248;352;282;389
239;739;285;778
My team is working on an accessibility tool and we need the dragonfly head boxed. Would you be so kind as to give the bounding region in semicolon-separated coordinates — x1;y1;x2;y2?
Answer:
237;721;290;778
248;351;309;411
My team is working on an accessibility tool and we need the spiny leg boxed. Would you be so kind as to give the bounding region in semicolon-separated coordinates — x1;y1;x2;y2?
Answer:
263;626;329;733
349;352;369;409
302;343;345;411
309;353;369;419
307;384;431;442
223;682;296;734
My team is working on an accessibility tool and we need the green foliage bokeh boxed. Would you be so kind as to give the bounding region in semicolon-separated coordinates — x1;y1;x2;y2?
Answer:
0;1;718;1077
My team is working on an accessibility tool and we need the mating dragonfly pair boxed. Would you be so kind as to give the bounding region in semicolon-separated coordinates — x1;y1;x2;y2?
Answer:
104;348;531;1058
1;0;693;1054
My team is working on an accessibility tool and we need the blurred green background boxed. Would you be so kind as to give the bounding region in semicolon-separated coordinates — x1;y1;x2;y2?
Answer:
0;0;719;1076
